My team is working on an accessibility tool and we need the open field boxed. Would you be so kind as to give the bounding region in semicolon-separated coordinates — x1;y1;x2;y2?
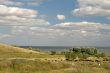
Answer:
0;59;109;73
0;44;110;73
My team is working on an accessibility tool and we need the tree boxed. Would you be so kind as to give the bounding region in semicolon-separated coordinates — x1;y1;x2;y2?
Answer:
94;48;98;55
85;48;91;55
81;48;86;54
72;47;81;53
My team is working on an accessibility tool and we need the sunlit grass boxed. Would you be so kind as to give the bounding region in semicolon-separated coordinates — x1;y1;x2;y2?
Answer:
0;59;72;73
0;44;110;73
0;59;109;73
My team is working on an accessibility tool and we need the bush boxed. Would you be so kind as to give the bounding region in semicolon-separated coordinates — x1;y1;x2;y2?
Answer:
95;53;106;58
60;51;66;55
50;51;56;55
64;47;106;61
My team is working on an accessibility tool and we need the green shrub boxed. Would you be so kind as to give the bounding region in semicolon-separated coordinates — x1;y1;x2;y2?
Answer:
50;51;56;55
64;47;106;61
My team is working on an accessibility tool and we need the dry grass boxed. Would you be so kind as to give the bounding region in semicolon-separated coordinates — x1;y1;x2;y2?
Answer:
0;59;72;73
0;43;110;73
0;43;38;53
0;59;109;73
0;43;64;59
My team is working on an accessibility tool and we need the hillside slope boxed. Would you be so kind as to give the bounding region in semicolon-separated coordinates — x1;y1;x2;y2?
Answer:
0;43;49;58
0;43;38;53
0;43;63;58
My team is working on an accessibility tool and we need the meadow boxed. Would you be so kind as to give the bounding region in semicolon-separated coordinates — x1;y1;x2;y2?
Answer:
0;44;110;73
0;59;109;73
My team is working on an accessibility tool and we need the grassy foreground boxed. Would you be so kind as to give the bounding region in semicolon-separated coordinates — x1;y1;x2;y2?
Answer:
0;59;109;73
0;44;110;73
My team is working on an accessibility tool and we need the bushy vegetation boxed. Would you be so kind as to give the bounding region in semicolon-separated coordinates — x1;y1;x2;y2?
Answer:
64;47;107;61
50;51;57;55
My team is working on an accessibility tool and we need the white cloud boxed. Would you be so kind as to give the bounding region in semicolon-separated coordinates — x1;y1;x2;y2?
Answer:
0;0;47;6
73;6;110;17
73;0;110;19
9;21;110;46
54;21;110;35
0;5;37;18
1;21;110;46
77;0;110;7
11;21;110;38
57;14;66;21
0;5;50;26
27;0;46;6
0;33;13;39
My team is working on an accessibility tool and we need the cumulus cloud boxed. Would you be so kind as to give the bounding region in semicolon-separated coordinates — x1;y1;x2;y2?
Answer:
8;21;110;46
0;5;50;26
0;20;110;46
0;0;47;6
54;21;110;36
73;0;110;19
26;0;47;6
57;14;66;21
73;6;110;17
77;0;110;8
0;0;110;46
11;21;110;38
0;5;37;18
55;21;110;29
0;0;23;6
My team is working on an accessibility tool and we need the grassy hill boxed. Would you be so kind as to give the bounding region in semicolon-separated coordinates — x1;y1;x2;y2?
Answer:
0;43;39;53
0;44;71;73
0;43;63;58
0;44;109;73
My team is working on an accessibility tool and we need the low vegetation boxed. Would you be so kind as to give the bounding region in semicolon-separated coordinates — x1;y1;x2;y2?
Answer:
0;59;109;73
0;59;72;73
63;47;110;61
0;44;110;73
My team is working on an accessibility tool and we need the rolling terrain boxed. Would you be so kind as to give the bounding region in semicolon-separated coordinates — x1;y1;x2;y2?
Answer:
0;44;109;73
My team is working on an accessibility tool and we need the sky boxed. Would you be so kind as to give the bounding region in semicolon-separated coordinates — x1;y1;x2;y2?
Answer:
0;0;110;46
